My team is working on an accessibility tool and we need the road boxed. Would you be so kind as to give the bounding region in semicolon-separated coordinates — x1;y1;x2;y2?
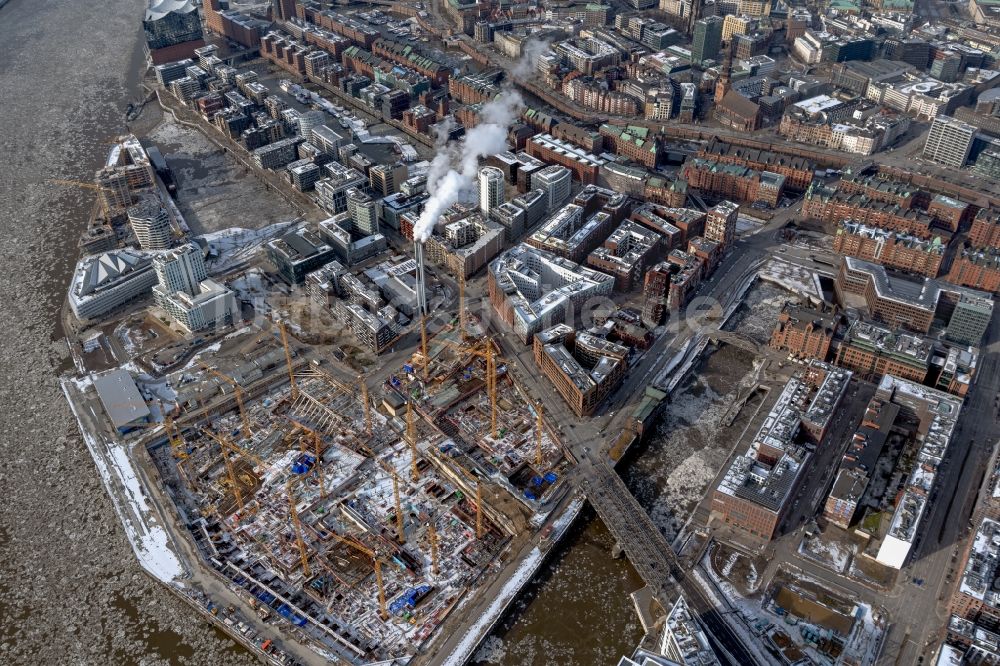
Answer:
466;211;800;663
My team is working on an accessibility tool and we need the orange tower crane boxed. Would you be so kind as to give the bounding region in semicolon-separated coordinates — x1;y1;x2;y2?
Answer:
277;320;298;402
286;478;312;577
199;362;252;439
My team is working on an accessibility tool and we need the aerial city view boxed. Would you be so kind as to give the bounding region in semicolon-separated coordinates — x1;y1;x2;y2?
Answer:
7;0;1000;664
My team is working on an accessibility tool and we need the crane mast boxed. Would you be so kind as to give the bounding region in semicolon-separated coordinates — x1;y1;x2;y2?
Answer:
277;320;298;401
286;479;311;577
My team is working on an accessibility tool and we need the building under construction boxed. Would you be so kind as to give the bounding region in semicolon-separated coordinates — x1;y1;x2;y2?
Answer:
148;330;556;663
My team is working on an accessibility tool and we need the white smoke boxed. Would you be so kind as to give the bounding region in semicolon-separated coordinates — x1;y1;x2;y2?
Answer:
413;88;524;242
426;116;457;190
512;37;553;80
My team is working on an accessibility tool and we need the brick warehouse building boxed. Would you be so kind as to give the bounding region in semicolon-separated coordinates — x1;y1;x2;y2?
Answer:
526;134;604;186
697;137;815;191
947;246;1000;293
682;159;785;207
769;304;841;360
804;184;941;240
832;221;945;278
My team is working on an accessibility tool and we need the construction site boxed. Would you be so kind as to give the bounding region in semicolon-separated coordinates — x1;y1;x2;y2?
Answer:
139;303;568;663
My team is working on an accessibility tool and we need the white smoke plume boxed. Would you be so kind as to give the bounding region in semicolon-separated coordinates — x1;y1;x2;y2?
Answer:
426;116;457;189
512;37;553;80
413;88;524;242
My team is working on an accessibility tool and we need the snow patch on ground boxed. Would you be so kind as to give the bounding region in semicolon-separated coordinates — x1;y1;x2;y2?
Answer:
440;547;544;666
757;258;823;302
61;379;185;585
798;534;854;574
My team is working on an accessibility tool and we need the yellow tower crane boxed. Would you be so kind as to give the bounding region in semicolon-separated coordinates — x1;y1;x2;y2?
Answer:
48;178;123;215
476;480;485;540
485;340;498;439
431;336;499;439
358;375;372;435
286;478;312;578
164;414;187;459
458;273;467;337
328;533;390;620
420;315;429;381
405;401;420;483
284;418;326;502
199;362;253;439
277;320;298;402
381;463;406;544
535;402;544;467
427;523;440;576
202;429;248;513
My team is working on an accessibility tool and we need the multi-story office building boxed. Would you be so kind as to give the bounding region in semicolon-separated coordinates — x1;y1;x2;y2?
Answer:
153;241;206;296
478;166;505;217
712;363;851;540
526;134;605;186
369;162;408;197
531;165;573;213
922;115;978;167
152;242;236;332
586;221;660;290
252;137;304;170
532;324;630;417
314;163;367;214
346;188;379;236
947;293;994;346
526;204;615;264
836;257;993;342
692;17;723;65
489;243;615;343
68;249;159;321
287;160;321;192
266;227;338;284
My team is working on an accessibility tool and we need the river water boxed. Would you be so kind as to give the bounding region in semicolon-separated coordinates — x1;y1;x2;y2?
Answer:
0;1;253;664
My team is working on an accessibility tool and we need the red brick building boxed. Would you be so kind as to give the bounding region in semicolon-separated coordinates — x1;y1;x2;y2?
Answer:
525;134;602;185
804;186;939;240
970;209;1000;249
698;137;814;191
682;159;785;206
769;304;840;360
832;222;945;277
599;124;661;169
946;248;1000;293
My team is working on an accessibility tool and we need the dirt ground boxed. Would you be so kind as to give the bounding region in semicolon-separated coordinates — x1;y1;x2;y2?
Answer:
148;115;302;235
